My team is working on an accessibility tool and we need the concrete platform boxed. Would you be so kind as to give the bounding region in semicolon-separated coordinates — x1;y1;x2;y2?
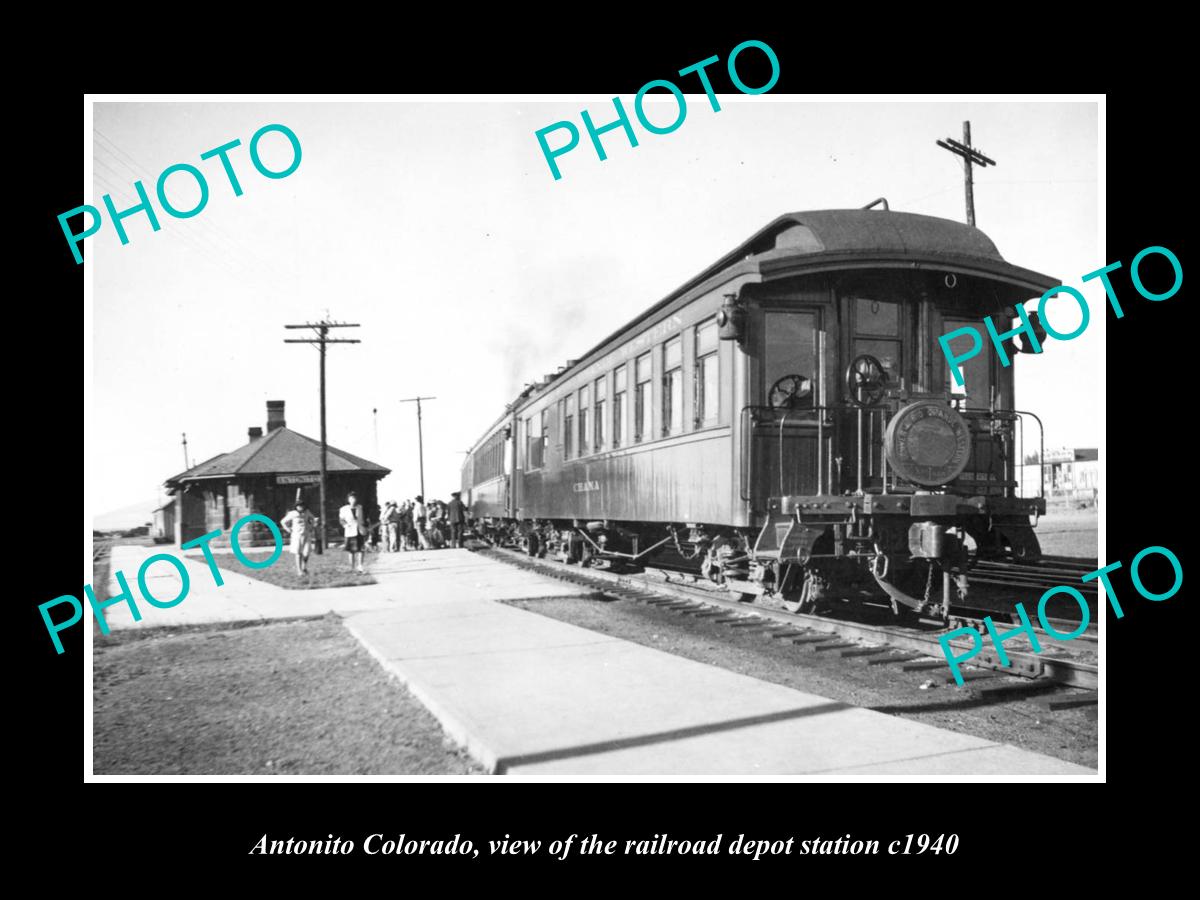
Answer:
98;544;591;630
98;544;1096;777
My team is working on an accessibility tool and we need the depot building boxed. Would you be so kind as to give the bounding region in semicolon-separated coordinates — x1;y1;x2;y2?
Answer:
164;400;390;546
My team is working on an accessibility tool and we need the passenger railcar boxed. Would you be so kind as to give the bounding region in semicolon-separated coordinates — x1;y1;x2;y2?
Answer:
462;204;1055;622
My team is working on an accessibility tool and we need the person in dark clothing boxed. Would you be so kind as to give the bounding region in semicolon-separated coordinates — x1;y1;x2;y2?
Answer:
447;491;469;548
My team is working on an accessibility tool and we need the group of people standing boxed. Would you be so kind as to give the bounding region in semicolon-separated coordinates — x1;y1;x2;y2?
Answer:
379;492;470;552
278;490;471;576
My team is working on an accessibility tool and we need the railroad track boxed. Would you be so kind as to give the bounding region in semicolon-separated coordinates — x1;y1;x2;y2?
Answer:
474;545;1098;692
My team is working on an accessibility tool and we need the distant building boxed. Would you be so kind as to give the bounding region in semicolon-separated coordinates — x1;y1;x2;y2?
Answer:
152;501;174;543
164;400;390;546
1017;447;1099;502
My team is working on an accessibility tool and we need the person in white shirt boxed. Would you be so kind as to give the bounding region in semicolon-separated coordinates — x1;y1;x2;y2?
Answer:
338;491;368;574
280;500;318;575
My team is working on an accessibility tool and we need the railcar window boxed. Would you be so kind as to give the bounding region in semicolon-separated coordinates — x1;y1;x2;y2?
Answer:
662;336;683;436
852;298;901;387
594;376;606;451
854;338;901;386
943;317;993;407
764;311;819;404
695;319;719;426
563;394;575;459
613;366;627;448
579;384;591;457
854;297;899;336
540;409;548;462
635;352;652;443
475;429;505;483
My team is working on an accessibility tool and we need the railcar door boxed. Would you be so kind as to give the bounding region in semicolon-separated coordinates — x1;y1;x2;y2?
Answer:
839;296;906;493
744;307;827;512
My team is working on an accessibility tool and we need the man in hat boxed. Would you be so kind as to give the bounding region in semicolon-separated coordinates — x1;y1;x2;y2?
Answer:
447;491;469;548
383;501;400;552
338;490;368;574
280;498;318;576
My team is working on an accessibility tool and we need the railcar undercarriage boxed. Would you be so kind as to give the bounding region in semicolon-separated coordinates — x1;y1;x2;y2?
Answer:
473;504;1042;626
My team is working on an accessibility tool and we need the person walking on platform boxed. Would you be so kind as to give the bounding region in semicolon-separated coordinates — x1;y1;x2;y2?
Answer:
448;491;469;548
339;491;368;574
413;494;428;550
280;499;318;575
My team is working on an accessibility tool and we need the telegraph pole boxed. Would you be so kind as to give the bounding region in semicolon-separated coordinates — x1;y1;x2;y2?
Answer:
936;121;996;227
181;432;191;470
399;396;436;500
285;320;361;553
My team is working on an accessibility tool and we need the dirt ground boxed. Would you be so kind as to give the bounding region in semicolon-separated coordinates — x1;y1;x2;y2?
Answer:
506;596;1098;769
1037;506;1099;559
93;615;483;775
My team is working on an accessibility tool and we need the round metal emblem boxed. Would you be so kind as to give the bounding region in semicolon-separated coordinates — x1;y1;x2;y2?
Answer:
883;401;971;486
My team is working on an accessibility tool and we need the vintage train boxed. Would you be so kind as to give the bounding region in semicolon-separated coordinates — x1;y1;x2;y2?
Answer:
462;203;1055;622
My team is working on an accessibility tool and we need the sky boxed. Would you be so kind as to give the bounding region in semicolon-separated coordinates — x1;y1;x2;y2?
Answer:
90;98;1100;518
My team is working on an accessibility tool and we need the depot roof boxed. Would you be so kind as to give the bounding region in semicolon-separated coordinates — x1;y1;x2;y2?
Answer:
166;427;390;488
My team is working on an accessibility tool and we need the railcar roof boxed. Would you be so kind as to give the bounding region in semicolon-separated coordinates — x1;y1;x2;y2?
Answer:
512;209;1060;409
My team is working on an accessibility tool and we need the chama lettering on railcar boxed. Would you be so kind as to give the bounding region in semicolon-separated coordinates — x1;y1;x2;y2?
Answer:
461;201;1063;625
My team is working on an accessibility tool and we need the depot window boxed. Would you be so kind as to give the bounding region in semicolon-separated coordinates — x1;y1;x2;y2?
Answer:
635;352;652;442
695;318;719;427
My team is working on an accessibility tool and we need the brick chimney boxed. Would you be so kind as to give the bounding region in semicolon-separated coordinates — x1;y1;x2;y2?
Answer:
266;400;286;432
248;426;263;441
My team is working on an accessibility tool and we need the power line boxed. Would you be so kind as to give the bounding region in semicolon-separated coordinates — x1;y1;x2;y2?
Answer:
284;320;361;553
398;397;437;501
936;120;996;227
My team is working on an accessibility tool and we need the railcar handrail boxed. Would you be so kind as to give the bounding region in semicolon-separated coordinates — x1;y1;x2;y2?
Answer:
740;402;1044;504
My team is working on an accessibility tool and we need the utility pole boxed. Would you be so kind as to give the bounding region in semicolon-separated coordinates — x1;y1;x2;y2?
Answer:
285;319;361;553
181;432;192;470
399;396;436;500
936;121;996;227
